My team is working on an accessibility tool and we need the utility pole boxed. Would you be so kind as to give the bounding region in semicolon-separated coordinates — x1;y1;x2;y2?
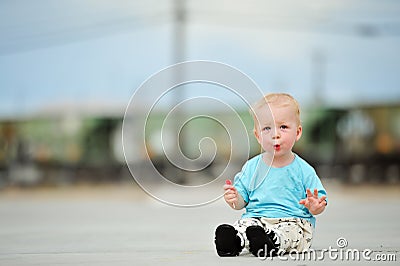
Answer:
172;0;186;117
170;0;188;182
173;0;186;64
311;50;325;107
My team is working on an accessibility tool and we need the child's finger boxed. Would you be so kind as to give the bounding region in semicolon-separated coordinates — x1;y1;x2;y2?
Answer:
225;194;235;201
225;189;236;197
313;188;319;198
223;184;236;191
225;193;237;203
319;195;327;204
224;189;235;196
306;188;313;198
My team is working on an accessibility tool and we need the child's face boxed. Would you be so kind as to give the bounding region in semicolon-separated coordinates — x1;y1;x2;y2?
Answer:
253;103;302;157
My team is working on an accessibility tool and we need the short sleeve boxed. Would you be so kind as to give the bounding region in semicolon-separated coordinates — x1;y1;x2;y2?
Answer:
233;162;250;204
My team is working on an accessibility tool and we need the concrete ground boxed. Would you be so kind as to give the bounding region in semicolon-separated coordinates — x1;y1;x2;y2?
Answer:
0;180;399;266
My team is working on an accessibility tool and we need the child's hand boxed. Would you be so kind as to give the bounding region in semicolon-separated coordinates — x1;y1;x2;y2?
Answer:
299;188;327;215
224;180;238;209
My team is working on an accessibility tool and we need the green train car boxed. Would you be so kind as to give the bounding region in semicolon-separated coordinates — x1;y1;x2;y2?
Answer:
300;103;400;183
1;103;399;186
0;115;124;186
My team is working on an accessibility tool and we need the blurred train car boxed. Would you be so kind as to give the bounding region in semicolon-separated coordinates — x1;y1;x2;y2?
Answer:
0;109;256;186
2;103;398;187
300;103;400;184
0;114;127;186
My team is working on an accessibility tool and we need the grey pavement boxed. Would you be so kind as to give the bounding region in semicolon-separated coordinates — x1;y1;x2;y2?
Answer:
0;180;399;265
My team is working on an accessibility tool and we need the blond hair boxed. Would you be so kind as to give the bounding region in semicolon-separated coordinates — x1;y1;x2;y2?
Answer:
249;93;301;129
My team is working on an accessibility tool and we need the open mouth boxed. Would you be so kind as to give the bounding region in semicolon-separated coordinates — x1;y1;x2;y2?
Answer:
273;144;281;151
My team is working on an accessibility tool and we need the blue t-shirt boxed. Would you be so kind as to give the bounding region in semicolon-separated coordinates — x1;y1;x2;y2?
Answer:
234;153;327;227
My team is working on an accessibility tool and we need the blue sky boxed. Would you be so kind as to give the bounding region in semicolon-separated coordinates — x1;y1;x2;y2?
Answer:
1;0;400;118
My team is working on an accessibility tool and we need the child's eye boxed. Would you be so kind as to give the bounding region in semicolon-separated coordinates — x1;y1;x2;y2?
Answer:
262;126;271;132
280;125;288;130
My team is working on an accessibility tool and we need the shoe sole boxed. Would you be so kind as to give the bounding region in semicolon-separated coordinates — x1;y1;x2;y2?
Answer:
246;225;277;257
215;224;241;257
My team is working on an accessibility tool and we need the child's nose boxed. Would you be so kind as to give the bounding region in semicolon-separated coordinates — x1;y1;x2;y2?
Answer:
272;134;280;139
272;128;280;139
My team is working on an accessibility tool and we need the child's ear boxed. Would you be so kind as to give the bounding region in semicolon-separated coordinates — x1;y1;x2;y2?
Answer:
254;128;261;144
296;125;303;141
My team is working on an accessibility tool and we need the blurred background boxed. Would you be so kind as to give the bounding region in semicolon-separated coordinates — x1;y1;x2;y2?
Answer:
0;0;400;188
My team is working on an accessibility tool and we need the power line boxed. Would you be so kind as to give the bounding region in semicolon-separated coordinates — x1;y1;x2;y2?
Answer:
0;13;171;55
2;2;400;55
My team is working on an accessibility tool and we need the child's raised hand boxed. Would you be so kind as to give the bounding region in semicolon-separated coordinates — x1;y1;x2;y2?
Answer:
299;188;327;215
224;180;238;209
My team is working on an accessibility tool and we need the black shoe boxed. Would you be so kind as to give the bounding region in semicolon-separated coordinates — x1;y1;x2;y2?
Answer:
246;225;277;257
214;224;243;257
